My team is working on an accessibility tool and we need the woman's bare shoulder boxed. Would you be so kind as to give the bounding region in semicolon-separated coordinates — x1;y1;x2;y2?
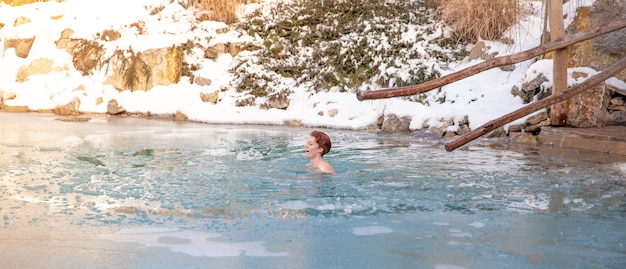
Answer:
319;161;335;174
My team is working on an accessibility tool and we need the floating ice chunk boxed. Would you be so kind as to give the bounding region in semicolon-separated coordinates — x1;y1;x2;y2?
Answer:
468;221;485;228
343;206;352;214
102;227;288;257
449;229;472;238
317;204;335;210
384;182;409;187
352;226;393;236
203;148;233;156
435;264;466;269
447;240;471;246
236;149;263;160
282;200;307;210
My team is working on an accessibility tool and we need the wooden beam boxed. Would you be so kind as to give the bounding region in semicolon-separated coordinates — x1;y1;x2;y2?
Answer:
444;56;626;152
356;18;626;101
549;0;568;126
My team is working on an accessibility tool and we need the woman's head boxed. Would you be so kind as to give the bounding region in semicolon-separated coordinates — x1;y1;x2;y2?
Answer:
310;130;332;156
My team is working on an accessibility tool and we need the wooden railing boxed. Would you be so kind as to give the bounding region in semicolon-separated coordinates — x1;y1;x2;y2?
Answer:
356;8;626;152
444;56;626;151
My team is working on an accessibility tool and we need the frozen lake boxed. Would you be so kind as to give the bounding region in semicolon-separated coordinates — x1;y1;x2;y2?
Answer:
1;112;625;268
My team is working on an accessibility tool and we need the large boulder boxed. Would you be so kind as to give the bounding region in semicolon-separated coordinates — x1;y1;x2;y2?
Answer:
103;46;183;91
381;114;411;133
54;97;81;115
564;0;626;127
15;58;63;82
106;99;126;115
3;15;35;58
4;37;35;58
200;91;219;104
567;0;626;81
566;82;609;128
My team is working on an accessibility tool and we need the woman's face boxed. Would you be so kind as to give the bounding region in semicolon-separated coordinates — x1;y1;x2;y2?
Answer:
304;136;321;159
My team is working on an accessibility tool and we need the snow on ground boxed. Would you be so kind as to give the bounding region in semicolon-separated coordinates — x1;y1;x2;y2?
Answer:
0;0;597;131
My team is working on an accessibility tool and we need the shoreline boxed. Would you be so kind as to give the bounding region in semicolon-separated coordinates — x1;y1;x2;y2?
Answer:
2;110;626;164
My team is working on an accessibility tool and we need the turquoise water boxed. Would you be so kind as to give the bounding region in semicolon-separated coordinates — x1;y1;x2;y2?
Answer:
1;113;625;268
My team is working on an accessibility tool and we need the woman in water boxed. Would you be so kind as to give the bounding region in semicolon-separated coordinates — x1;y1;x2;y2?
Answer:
305;130;335;173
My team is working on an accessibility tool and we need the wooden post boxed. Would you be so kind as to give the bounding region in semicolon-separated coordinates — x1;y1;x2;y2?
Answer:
444;56;626;152
549;0;568;126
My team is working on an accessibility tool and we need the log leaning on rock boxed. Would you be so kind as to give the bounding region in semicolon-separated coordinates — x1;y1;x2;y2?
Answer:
355;18;626;101
444;56;626;152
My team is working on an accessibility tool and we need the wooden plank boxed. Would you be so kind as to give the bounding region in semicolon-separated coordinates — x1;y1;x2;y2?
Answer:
544;126;626;143
538;126;626;156
355;19;626;101
444;56;626;152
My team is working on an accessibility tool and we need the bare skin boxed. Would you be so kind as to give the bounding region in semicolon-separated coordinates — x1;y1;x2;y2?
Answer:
304;136;335;173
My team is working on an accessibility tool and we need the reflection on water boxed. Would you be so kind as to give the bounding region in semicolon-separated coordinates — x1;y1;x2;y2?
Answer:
1;113;625;268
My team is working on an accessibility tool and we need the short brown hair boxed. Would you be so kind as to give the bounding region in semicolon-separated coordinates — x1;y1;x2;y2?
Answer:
311;130;332;156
